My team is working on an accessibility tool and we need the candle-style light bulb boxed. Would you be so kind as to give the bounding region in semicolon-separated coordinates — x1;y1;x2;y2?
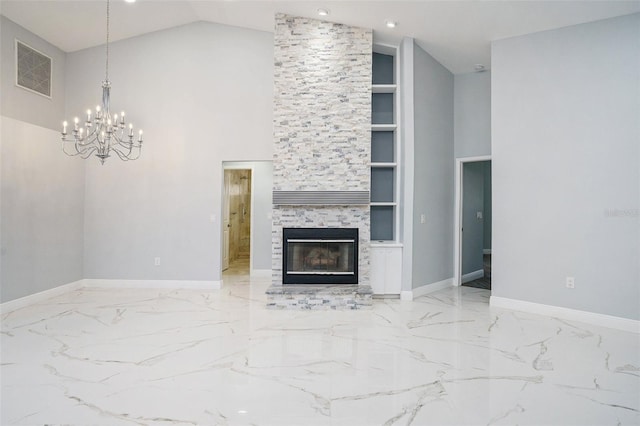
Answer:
129;123;134;137
120;111;125;125
62;121;68;134
86;109;92;121
138;129;143;142
74;117;79;130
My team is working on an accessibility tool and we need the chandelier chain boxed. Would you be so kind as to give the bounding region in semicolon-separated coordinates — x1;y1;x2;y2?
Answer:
105;0;110;82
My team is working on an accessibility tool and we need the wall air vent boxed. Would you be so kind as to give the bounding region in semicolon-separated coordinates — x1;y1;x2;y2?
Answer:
15;40;52;98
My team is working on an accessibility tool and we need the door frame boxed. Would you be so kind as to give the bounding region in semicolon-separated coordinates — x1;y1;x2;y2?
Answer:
453;155;491;286
222;169;231;271
221;163;256;274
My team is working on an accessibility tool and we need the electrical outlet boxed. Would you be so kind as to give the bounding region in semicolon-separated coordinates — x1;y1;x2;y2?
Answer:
566;277;575;289
154;257;161;266
420;213;426;224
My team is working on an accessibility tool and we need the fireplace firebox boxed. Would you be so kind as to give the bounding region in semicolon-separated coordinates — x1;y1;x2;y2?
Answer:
282;228;358;284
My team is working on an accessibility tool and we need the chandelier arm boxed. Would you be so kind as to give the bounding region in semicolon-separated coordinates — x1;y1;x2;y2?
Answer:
111;144;137;161
85;126;99;142
112;139;142;159
79;146;98;159
62;139;96;158
61;138;82;156
61;140;79;157
111;149;131;161
127;147;142;161
112;130;127;144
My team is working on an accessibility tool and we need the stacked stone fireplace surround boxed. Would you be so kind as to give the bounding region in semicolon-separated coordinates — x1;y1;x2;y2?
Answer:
267;15;373;309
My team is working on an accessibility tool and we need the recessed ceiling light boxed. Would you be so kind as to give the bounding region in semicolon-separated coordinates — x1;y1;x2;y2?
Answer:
385;20;397;29
474;64;486;72
238;410;248;415
124;0;136;3
317;8;330;17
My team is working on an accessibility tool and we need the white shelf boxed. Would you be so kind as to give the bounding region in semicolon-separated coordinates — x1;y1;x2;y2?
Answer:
372;84;397;93
371;162;397;168
371;124;396;132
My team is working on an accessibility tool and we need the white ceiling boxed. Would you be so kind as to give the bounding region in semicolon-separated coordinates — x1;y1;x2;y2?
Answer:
2;0;639;74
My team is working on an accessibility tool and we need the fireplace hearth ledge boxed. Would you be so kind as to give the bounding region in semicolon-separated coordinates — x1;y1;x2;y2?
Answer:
266;284;373;310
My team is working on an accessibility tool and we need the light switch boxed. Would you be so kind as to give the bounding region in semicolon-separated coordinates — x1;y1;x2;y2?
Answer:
476;211;483;220
210;214;216;223
420;213;426;224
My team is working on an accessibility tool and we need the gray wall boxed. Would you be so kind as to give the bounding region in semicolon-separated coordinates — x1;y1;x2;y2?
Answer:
0;16;66;130
454;71;491;159
66;22;274;282
492;14;639;320
462;161;485;276
1;117;85;303
223;161;273;272
411;42;455;288
247;161;273;272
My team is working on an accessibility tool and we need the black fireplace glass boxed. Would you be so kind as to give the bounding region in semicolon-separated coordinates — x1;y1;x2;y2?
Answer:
282;228;359;285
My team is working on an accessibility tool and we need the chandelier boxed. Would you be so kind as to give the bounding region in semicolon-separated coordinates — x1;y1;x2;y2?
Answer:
61;0;143;165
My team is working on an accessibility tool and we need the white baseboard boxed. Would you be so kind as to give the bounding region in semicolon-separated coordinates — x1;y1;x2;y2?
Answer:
250;269;272;278
0;280;84;314
490;296;639;334
83;279;222;290
483;249;492;255
462;269;484;283
401;278;454;301
400;291;413;301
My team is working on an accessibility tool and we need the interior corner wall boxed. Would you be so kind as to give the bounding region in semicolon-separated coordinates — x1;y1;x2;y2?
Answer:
411;42;455;288
454;71;491;159
66;21;274;282
0;16;66;131
1;117;85;303
250;161;273;271
492;13;640;320
398;37;415;292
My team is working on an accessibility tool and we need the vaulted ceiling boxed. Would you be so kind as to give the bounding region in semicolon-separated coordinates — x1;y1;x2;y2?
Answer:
2;1;639;74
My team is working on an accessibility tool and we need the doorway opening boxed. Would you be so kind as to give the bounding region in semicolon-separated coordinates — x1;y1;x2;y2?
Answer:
223;167;252;275
454;156;492;289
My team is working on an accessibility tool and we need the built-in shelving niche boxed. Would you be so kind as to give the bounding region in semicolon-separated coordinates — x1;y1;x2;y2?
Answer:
371;49;398;242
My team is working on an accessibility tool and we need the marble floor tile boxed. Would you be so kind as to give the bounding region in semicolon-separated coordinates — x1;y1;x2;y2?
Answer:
1;275;638;425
